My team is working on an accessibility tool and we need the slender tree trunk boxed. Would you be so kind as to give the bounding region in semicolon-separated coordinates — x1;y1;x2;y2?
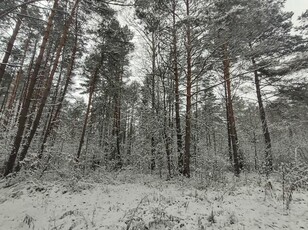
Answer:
166;108;172;178
21;15;55;138
3;0;59;177
76;62;101;161
169;78;174;175
0;1;27;84
123;111;128;146
172;0;183;174
193;76;199;172
150;31;156;171
15;84;26;123
223;43;242;176
127;105;134;158
14;38;38;123
3;38;30;127
251;56;273;173
253;131;258;170
162;73;172;178
15;0;80;172
6;38;30;109
184;0;192;178
213;129;217;156
98;93;108;150
37;62;64;158
233;124;243;168
1;78;13;113
111;71;122;168
224;81;233;163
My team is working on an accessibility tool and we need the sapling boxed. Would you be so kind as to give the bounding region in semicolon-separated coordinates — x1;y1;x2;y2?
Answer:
264;180;275;201
207;210;216;224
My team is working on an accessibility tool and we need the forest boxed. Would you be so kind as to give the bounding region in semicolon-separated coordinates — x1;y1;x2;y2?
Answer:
0;0;308;229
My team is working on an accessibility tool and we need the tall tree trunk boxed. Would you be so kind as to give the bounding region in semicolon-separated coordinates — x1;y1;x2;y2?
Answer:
224;81;233;163
39;7;79;157
184;0;192;178
3;0;59;177
15;0;80;172
172;0;183;174
0;1;27;84
22;14;55;137
223;43;242;176
76;62;101;161
193;76;199;171
253;130;258;170
37;60;64;158
150;31;156;171
127;105;134;158
14;38;38;123
251;57;273;173
111;72;122;169
162;72;172;178
3;38;30;127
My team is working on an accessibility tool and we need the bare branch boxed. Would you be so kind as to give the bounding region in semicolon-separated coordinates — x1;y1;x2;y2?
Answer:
0;0;43;19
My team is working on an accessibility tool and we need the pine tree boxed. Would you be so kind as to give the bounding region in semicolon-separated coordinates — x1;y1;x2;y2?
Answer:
15;0;81;172
3;0;60;176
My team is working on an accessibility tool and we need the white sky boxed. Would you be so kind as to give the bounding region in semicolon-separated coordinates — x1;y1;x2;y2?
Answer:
285;0;308;21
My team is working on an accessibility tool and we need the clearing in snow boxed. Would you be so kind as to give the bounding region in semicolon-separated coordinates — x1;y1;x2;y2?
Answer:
0;172;307;230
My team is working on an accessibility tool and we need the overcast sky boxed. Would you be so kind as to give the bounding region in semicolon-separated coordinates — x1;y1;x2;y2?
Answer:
285;0;308;21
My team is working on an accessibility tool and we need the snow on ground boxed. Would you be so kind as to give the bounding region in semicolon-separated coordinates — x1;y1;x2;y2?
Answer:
0;172;307;230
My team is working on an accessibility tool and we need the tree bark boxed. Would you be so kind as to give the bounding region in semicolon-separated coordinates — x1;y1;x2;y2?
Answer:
76;62;101;161
150;31;156;171
13;39;38;125
251;56;273;173
3;0;59;177
39;6;79;157
224;81;233;163
162;71;172;178
15;0;80;172
37;60;64;158
126;104;134;158
0;1;27;84
172;0;183;174
0;76;14;113
111;71;123;169
223;43;242;176
183;0;192;178
3;38;30;127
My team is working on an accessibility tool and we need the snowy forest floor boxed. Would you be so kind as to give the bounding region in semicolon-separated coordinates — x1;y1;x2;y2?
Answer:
0;170;307;230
